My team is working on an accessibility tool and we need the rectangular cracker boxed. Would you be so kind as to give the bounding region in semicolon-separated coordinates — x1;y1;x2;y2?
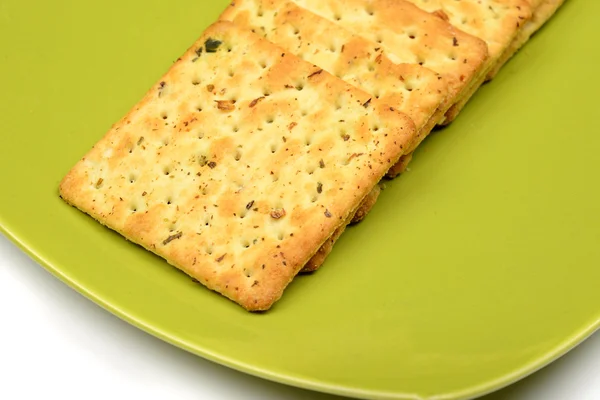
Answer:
220;0;452;175
403;0;532;122
291;0;489;124
58;21;416;311
405;0;533;82
488;0;566;78
407;0;532;61
220;0;451;272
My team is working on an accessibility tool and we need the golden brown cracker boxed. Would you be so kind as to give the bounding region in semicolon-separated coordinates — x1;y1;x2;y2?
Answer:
59;21;416;311
291;0;489;123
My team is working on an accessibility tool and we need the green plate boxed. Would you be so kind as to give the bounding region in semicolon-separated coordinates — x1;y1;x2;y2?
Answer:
1;1;598;399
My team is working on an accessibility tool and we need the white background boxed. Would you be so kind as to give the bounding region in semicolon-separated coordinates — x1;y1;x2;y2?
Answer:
0;234;598;400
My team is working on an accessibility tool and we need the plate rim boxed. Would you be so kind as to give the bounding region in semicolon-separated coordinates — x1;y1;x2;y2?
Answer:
1;219;598;400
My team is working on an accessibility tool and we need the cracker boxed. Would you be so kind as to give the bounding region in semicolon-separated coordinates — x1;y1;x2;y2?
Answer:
291;0;489;124
221;0;450;134
220;0;451;271
406;0;533;82
221;0;452;174
408;0;532;61
59;21;416;311
488;0;566;78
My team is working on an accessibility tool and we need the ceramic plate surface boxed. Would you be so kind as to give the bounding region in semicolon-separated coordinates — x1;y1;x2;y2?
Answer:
0;1;598;399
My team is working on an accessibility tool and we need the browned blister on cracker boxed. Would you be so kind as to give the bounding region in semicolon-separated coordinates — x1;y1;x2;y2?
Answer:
59;21;415;311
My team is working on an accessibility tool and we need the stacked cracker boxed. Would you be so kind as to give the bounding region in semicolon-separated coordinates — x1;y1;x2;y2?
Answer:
60;0;565;311
403;0;566;79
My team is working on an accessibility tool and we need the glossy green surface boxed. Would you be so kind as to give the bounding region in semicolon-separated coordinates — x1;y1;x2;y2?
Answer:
0;1;598;399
